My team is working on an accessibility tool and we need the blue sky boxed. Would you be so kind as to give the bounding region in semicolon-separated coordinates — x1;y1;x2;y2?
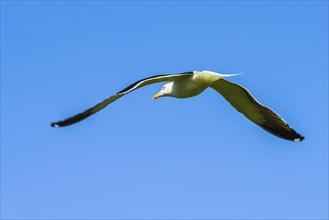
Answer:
1;1;328;219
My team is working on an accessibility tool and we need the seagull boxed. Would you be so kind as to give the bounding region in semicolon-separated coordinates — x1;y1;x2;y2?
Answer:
51;70;304;142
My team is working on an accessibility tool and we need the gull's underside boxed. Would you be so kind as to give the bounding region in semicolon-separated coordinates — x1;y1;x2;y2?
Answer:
51;71;304;142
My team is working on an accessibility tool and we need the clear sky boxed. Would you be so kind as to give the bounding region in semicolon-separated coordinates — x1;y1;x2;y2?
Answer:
1;1;328;219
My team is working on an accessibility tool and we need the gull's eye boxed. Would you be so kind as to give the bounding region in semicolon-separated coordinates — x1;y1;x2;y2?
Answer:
162;86;165;90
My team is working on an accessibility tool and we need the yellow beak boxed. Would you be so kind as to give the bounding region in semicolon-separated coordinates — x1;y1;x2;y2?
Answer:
152;93;162;100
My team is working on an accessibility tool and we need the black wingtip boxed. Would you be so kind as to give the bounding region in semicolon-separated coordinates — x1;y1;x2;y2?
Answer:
294;135;305;142
50;122;60;128
292;130;305;142
260;123;305;142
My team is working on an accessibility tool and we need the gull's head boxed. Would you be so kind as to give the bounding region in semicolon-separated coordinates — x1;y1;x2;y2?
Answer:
152;82;173;100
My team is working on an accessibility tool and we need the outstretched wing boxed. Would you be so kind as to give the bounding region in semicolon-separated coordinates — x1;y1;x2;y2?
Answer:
51;72;193;127
210;79;304;142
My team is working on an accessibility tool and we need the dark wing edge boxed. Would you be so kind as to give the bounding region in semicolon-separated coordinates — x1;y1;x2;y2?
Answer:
116;71;193;94
210;79;304;142
50;72;193;127
50;94;122;127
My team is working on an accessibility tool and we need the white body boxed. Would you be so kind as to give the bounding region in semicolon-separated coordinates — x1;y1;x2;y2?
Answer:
167;71;232;98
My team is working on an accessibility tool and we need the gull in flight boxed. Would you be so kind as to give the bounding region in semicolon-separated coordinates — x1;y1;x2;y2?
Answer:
51;70;304;142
